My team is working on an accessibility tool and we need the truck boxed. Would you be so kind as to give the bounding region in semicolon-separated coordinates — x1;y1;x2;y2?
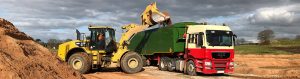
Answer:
127;22;236;75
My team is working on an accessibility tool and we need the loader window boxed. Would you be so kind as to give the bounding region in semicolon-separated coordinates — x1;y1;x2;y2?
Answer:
89;28;116;50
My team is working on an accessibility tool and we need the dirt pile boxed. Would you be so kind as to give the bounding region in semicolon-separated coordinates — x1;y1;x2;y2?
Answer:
0;18;83;79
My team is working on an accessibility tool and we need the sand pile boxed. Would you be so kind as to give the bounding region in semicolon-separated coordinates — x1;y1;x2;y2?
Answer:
0;18;83;79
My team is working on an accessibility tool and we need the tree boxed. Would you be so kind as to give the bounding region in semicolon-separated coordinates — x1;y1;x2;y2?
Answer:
64;39;73;42
35;39;41;42
296;35;300;40
257;29;275;45
47;39;62;49
236;38;246;45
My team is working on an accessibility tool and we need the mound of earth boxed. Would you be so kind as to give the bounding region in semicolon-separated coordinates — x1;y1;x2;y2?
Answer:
0;18;83;79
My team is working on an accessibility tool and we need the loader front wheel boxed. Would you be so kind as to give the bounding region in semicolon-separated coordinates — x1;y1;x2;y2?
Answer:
120;52;143;74
68;52;91;74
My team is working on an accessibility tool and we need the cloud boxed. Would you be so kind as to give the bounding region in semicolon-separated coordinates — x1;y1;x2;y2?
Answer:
0;0;299;42
248;5;296;26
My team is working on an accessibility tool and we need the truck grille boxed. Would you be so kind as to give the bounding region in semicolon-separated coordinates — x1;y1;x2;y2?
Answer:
216;68;225;71
213;60;227;67
212;52;230;59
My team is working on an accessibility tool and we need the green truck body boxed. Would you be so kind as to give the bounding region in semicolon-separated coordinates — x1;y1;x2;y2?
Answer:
128;22;199;55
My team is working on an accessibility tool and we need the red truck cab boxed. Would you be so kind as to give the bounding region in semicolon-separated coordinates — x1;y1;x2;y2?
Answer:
184;25;235;75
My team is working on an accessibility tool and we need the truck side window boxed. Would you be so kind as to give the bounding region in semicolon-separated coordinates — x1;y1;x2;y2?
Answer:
195;34;198;44
188;34;195;43
197;34;203;46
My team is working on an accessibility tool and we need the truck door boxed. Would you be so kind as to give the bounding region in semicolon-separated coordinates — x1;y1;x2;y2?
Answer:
186;33;205;58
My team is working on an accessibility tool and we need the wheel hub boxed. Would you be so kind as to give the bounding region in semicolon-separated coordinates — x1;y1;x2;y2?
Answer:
128;58;138;68
72;59;83;70
188;64;194;72
160;61;165;68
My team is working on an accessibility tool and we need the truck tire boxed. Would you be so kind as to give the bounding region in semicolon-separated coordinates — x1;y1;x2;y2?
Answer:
158;57;168;71
68;52;91;74
186;60;197;76
120;52;143;74
167;59;175;72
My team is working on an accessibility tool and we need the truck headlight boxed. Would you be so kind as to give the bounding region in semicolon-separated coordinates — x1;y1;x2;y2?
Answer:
204;62;212;67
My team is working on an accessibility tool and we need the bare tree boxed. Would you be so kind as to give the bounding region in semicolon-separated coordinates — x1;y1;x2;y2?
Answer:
47;39;62;49
236;38;246;45
296;35;300;40
64;39;73;42
257;29;275;45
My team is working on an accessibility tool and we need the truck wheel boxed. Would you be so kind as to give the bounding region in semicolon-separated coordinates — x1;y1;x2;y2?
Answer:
120;52;143;74
167;59;175;72
68;52;91;74
158;57;168;71
186;60;197;76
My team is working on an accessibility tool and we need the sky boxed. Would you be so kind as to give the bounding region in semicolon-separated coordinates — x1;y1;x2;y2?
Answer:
0;0;299;42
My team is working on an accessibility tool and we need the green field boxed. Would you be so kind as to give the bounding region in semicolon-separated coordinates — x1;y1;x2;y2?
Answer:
235;39;300;54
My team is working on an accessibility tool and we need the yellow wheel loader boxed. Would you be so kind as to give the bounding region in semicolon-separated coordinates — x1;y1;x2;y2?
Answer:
57;2;171;74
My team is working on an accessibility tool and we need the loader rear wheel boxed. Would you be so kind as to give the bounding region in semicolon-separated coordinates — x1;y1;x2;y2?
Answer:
68;52;91;74
158;57;168;71
120;52;143;74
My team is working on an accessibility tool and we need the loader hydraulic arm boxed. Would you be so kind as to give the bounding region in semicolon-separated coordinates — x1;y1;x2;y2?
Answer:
111;2;172;62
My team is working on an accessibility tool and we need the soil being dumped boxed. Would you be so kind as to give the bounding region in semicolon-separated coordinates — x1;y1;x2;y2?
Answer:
0;18;83;79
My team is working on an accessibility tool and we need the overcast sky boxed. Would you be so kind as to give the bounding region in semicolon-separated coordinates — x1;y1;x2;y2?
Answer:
0;0;299;42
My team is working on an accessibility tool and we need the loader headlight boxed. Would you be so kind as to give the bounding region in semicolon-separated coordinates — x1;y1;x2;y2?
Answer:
75;42;82;47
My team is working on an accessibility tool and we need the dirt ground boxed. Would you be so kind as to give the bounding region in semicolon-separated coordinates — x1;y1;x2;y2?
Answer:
84;66;239;79
84;54;300;79
234;54;300;78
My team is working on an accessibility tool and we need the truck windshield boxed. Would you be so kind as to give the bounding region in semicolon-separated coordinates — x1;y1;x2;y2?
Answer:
206;30;233;46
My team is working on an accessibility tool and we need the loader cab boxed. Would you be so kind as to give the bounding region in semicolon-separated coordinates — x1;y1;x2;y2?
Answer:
88;26;117;52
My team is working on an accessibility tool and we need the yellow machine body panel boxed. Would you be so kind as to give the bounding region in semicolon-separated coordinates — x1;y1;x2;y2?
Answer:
57;40;105;61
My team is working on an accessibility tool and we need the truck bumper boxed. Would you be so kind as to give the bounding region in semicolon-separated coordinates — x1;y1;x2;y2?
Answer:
194;59;234;74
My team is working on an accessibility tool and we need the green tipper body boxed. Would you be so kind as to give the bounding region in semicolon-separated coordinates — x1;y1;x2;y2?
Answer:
128;22;199;55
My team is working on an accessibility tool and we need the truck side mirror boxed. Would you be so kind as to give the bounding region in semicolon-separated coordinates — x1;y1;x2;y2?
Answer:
233;34;237;46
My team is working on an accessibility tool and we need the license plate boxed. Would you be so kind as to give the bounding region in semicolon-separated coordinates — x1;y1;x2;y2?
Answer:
217;71;224;73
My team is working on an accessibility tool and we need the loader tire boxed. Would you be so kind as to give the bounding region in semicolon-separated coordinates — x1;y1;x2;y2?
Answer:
68;52;91;74
158;57;168;71
120;52;143;74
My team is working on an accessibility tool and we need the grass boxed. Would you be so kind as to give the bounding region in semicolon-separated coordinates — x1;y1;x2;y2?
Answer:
272;39;300;46
235;39;300;54
235;45;292;54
